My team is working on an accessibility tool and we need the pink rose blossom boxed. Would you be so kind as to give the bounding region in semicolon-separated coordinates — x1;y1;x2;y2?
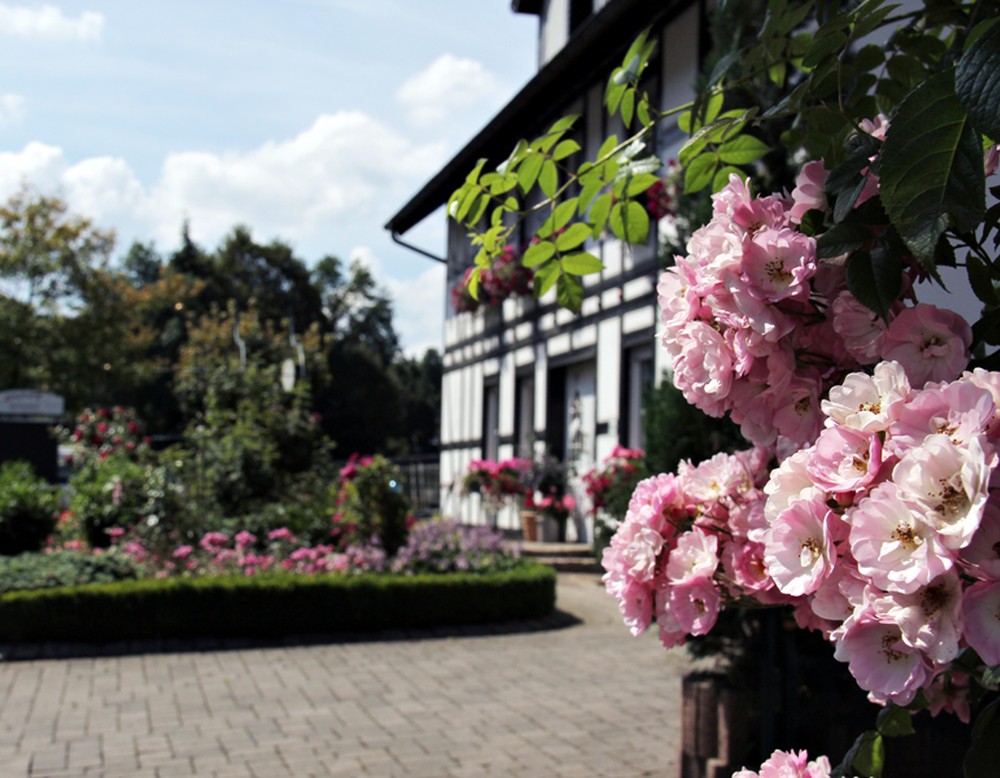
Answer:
667;576;721;636
880;304;972;388
806;425;883;495
887;377;995;454
789;161;829;224
666;528;719;584
764;499;838;597
741;227;817;303
870;571;963;664
735;749;832;778
821;361;910;432
669;321;735;417
849;482;955;593
833;615;933;705
891;433;993;550
960;500;1000;580
961;580;1000;665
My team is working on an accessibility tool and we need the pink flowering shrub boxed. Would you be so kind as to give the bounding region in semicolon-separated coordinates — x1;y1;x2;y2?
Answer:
734;749;832;778
583;445;648;518
60;406;152;467
462;457;533;511
112;526;388;578
451;244;533;314
658;170;971;450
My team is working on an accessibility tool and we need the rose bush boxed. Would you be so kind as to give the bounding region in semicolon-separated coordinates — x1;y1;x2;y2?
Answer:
448;0;1000;773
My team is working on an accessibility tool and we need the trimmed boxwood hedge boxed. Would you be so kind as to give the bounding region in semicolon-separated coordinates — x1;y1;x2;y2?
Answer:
0;561;557;644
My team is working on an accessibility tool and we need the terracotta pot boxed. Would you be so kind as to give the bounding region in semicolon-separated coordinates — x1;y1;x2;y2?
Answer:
520;510;540;542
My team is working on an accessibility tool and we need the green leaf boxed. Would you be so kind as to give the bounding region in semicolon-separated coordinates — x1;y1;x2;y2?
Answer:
522;240;556;268
817;223;872;258
678;136;708;167
684;153;719;194
552;197;578;231
556;273;584;312
464;158;487;185
596;135;619;162
538;160;559;199
832;730;882;778
532;259;560;298
625;173;661;198
803;29;848;69
553;139;582;162
853;732;884;777
621;89;635;127
560;251;604;276
606;82;625;117
718;135;771;165
875;704;915;737
983;665;1000;689
609;201;650;244
555;223;592;252
678;109;693;135
956;20;1000;140
704;91;724;124
636;95;651;127
965;698;1000;778
712;166;744;192
578;179;604;213
847;248;902;321
972;308;1000;347
588;193;612;239
880;69;986;264
851;0;900;40
518;153;544;194
467;267;481;300
967;255;1000;307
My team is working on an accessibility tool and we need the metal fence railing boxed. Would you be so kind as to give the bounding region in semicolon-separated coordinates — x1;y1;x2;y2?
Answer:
391;454;441;518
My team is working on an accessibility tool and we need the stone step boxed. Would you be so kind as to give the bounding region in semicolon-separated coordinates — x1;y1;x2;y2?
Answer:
519;542;602;573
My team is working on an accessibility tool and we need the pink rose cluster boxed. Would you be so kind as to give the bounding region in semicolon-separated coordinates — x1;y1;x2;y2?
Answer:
600;446;773;647
761;361;1000;712
733;749;831;778
582;444;646;514
657;165;971;449
451;244;533;314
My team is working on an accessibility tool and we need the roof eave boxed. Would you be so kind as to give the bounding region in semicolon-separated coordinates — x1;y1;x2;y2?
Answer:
384;0;689;238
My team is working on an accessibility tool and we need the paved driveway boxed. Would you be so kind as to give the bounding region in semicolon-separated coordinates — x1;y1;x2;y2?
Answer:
0;574;691;777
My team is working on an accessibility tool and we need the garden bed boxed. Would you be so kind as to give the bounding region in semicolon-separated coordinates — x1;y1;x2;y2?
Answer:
0;561;556;644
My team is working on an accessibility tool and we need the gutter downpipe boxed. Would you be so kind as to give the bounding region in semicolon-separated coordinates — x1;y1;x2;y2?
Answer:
390;229;447;264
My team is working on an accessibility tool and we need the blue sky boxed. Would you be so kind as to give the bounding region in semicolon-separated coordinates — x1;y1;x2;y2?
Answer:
0;1;540;355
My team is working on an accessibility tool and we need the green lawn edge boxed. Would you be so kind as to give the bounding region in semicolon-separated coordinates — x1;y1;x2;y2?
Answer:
0;561;557;643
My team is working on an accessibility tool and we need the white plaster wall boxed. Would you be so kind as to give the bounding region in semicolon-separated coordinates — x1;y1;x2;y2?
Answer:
539;0;570;65
596;316;622;463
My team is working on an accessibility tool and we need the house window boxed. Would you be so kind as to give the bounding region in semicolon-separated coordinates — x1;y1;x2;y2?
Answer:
623;345;654;449
483;380;500;461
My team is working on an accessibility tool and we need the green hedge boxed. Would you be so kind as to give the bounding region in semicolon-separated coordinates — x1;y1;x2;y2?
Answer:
0;562;556;644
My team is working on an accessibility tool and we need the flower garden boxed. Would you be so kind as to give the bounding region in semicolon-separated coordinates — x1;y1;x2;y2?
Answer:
0;409;554;643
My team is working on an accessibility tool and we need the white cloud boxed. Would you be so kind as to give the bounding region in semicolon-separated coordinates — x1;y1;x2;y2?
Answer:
0;93;25;125
396;53;502;129
0;114;448;355
0;111;445;252
350;245;444;357
0;140;65;193
0;4;104;41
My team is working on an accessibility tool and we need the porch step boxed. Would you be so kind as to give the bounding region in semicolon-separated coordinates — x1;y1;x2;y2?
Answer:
520;541;602;573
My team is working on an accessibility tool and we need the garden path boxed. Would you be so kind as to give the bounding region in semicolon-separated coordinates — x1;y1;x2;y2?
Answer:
0;572;691;777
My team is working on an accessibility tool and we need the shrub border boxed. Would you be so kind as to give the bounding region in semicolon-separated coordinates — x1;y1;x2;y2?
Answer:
0;562;556;644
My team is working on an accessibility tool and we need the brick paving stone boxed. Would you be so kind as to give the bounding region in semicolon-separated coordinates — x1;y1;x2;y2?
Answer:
0;573;690;777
